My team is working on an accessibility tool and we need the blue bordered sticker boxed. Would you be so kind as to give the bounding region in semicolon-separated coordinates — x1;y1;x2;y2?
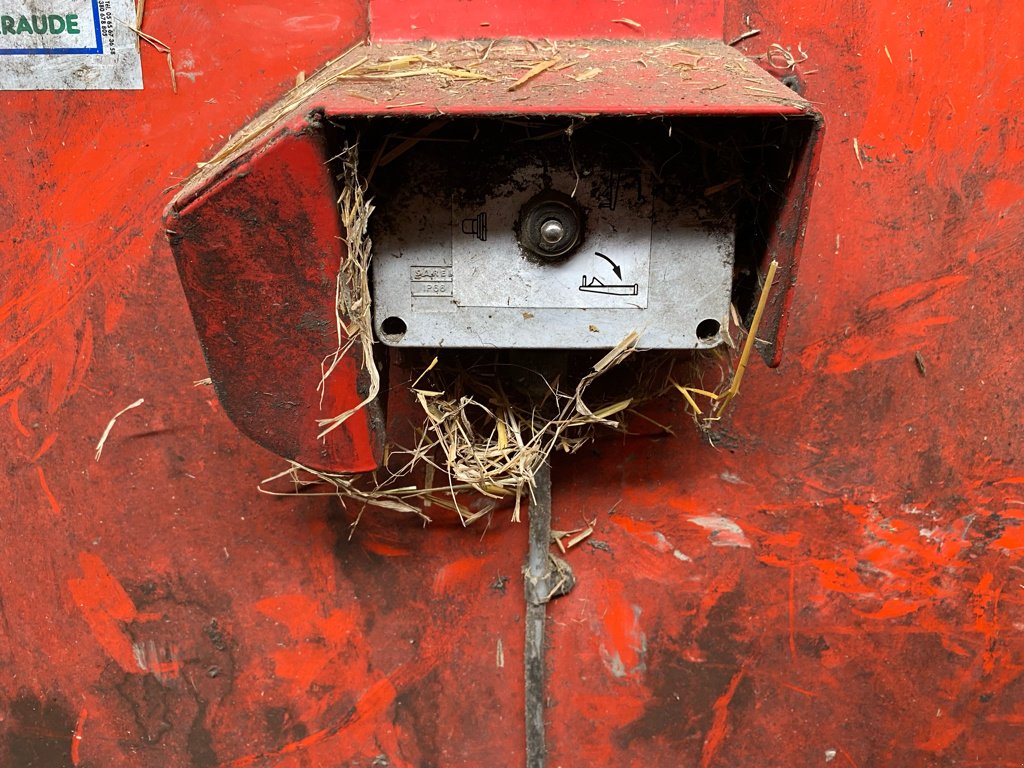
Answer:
1;0;142;89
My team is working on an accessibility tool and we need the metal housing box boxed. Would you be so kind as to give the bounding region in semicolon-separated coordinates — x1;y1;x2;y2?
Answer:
370;120;736;349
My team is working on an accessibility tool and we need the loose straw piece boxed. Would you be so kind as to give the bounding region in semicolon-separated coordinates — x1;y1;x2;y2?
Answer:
714;259;778;415
508;57;560;91
95;398;145;461
572;67;602;82
673;259;779;425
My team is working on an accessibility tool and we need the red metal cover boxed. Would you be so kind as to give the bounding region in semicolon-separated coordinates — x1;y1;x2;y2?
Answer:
167;117;384;473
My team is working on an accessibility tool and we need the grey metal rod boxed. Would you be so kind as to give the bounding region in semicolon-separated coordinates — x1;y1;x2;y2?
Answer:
525;459;552;768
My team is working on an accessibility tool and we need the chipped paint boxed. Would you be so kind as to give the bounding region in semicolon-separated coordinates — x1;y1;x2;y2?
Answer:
688;515;752;548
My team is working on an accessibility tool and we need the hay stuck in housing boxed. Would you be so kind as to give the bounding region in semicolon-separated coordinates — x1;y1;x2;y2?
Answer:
258;143;778;528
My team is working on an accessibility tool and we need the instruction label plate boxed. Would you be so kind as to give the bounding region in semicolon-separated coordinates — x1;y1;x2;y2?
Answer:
451;168;651;310
370;121;736;350
0;0;142;90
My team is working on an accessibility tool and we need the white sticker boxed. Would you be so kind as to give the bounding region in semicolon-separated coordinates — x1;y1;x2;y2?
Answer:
0;0;142;90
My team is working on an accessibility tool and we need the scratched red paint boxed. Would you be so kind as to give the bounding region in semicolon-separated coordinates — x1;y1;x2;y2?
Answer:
67;553;139;673
2;0;1024;765
35;466;61;516
254;594;364;694
70;706;87;766
432;556;488;593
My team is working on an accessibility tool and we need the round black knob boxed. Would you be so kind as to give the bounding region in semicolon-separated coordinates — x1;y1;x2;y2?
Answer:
517;191;584;262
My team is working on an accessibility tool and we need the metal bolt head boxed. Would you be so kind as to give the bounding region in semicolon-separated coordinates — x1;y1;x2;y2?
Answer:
517;190;584;262
540;219;565;245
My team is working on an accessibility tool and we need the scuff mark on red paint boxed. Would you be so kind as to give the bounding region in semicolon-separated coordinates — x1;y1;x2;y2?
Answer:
821;315;958;374
865;274;968;313
855;598;924;619
133;639;181;682
916;716;966;754
779;681;819;698
47;334;77;413
688;515;751;548
596;580;646;679
36;466;60;516
224;676;399;768
788;565;796;657
361;538;411;557
71;706;87;766
686;572;741;663
0;262;107;370
432;556;486;594
65;317;94;405
609;514;674;552
809;557;876;595
700;665;746;768
7;392;30;437
67;553;139;673
992;526;1024;549
305;516;337;596
255;594;361;693
970;572;1003;674
30;432;57;462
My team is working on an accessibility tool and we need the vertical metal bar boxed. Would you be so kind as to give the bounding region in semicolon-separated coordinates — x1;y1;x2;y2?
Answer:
525;459;552;768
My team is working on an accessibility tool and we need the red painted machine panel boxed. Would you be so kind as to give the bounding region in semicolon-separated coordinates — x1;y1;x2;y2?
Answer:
1;0;1022;766
370;0;724;41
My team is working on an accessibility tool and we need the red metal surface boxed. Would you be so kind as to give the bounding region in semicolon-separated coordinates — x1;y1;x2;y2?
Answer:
188;39;811;122
2;1;1024;768
370;0;724;42
168;116;383;473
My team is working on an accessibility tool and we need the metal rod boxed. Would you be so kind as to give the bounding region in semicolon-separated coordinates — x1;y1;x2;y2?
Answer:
525;459;552;768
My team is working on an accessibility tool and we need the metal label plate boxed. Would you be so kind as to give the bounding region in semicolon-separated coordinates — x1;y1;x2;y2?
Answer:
370;122;735;350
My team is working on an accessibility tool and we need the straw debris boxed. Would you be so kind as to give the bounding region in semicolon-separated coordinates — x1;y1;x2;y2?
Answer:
95;398;145;461
260;147;774;524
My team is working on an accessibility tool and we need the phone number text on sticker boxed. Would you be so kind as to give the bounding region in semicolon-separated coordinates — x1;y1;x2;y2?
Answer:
0;0;141;89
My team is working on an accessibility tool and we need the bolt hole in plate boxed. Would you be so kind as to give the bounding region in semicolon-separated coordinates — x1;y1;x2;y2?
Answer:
696;318;722;342
380;315;407;340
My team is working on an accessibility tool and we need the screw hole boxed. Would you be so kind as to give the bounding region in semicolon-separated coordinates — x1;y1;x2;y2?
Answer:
380;316;407;340
696;318;721;342
781;75;804;94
